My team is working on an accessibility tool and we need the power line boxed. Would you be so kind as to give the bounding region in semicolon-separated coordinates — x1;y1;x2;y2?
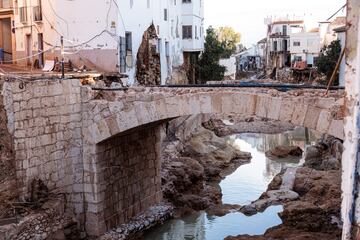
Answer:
0;47;58;64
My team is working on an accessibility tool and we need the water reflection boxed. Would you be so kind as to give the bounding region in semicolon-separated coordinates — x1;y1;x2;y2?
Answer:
143;127;319;240
144;206;283;240
222;127;319;205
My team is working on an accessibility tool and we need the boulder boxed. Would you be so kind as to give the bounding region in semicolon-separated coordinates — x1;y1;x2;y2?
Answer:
265;146;303;159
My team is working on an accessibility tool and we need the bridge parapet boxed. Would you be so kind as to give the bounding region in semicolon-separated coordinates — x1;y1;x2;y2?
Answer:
83;86;345;144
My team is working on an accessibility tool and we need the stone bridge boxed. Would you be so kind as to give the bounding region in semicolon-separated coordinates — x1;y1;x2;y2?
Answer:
2;78;344;236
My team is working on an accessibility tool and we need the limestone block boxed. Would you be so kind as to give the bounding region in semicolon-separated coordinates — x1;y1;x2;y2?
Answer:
316;110;332;133
304;106;322;130
105;116;120;136
48;84;63;96
279;99;295;122
165;97;181;118
316;98;336;109
33;86;49;97
134;103;151;126
108;102;124;115
87;124;102;144
28;98;41;109
154;99;168;120
145;102;159;123
210;93;223;114
255;95;271;118
328;120;344;139
199;94;212;114
189;95;201;115
222;94;235;114
177;96;190;117
291;103;308;126
233;93;257;115
96;120;111;143
267;97;282;120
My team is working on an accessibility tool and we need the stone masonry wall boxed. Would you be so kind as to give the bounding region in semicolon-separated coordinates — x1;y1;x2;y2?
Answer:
94;126;162;232
2;79;85;223
2;78;345;237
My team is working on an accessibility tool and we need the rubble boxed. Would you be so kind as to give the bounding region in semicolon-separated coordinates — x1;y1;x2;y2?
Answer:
100;203;173;240
203;114;295;137
136;24;161;86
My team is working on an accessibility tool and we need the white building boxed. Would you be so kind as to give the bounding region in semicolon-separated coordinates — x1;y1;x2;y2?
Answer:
264;16;305;69
290;31;321;67
11;0;204;85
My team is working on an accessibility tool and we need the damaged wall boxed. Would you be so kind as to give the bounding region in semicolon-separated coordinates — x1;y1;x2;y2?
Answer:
136;24;161;86
89;126;163;234
2;79;85;229
341;0;360;239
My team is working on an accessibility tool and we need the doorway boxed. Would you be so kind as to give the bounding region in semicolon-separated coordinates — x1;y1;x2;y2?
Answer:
25;34;31;66
0;18;12;62
37;33;44;67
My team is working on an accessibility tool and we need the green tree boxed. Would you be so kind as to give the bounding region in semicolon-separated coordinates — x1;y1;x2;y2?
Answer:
217;27;241;58
317;40;342;85
196;26;226;83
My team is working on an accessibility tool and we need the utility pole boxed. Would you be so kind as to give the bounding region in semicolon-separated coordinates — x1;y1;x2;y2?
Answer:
61;36;65;79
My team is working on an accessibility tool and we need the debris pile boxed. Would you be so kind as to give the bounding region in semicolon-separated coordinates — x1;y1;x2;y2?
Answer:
100;203;173;240
136;24;161;86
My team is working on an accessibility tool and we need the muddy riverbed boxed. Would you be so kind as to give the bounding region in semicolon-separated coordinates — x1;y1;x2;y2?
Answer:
142;127;321;239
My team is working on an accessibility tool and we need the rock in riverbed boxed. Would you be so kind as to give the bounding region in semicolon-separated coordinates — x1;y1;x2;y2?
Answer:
265;146;303;160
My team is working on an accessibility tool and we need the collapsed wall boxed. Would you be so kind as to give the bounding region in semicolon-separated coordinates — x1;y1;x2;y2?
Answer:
136;24;161;86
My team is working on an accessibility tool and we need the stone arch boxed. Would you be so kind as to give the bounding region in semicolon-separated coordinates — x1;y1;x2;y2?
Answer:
86;90;344;145
82;88;344;236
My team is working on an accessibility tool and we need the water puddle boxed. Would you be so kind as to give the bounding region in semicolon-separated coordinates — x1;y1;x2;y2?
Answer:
143;127;319;240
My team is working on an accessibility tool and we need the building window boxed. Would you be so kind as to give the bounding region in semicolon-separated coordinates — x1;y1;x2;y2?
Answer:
273;41;278;51
293;41;301;46
195;26;198;39
130;0;133;8
19;6;27;23
182;0;191;3
182;25;192;39
33;0;42;22
147;0;150;8
282;25;287;35
125;32;132;54
119;37;126;73
164;9;168;21
283;39;288;51
294;56;302;62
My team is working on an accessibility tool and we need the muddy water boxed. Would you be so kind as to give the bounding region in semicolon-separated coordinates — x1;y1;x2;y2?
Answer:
143;127;320;240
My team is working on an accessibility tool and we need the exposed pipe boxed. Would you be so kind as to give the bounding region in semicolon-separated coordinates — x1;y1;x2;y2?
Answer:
91;83;344;91
160;83;345;90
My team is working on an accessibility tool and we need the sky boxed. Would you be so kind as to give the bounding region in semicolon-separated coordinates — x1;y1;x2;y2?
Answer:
204;0;347;47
